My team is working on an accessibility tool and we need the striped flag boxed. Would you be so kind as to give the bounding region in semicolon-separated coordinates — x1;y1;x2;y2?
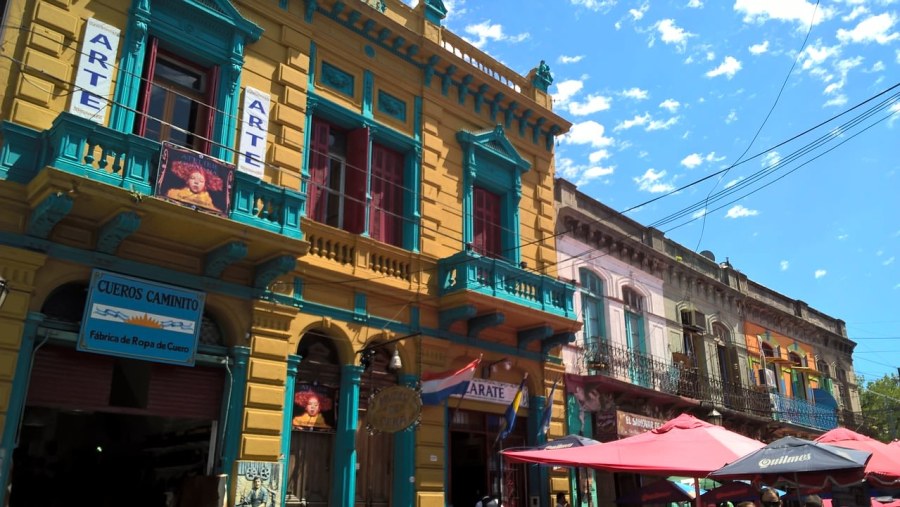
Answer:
497;373;528;444
539;377;559;437
420;358;481;405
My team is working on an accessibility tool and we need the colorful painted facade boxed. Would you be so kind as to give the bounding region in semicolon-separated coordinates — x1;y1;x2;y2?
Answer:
0;1;575;506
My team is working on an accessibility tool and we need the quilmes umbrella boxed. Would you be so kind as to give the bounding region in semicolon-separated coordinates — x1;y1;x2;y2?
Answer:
710;436;872;489
815;428;900;487
535;434;601;450
616;479;697;505
699;481;783;504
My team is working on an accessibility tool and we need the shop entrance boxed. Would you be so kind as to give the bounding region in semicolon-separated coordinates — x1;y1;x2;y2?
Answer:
10;408;217;507
450;409;527;507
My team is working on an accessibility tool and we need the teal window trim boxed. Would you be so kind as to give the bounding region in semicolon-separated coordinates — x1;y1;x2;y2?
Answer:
457;125;530;264
110;0;262;162
624;310;646;355
579;268;606;349
304;93;421;251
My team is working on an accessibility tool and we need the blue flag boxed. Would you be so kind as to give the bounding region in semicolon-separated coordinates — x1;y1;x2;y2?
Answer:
539;377;559;437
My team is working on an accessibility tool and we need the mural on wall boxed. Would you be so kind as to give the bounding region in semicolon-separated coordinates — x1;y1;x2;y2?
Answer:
235;460;280;507
292;383;336;431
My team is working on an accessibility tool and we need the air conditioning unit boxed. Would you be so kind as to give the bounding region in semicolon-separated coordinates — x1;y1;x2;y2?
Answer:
681;310;706;333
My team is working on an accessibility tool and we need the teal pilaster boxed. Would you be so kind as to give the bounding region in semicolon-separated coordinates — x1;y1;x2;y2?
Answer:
221;346;250;480
0;312;45;507
109;0;150;131
392;374;418;507
280;355;301;505
528;395;547;507
331;364;363;507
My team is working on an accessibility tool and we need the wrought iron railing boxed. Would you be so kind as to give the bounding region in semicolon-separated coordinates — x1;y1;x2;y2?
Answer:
584;340;772;418
770;393;838;431
437;250;576;318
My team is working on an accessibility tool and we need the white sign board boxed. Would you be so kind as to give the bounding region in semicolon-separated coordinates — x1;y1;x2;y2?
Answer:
451;378;530;407
69;18;120;123
237;86;271;178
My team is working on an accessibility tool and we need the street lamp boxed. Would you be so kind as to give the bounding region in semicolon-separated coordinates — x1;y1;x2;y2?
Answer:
708;408;723;426
482;357;511;378
0;276;9;310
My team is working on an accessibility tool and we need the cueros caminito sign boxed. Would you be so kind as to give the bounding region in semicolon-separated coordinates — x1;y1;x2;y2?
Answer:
78;270;205;366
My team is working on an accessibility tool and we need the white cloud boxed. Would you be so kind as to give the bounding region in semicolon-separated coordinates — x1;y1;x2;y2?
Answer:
725;205;759;218
656;19;694;52
614;114;651;131
563;120;615;148
634;168;676;193
569;94;613;115
687;0;703;8
762;151;781;168
692;208;707;219
814;269;827;279
897;49;900;64
801;43;839;70
659;99;681;112
681;153;703;169
559;55;585;64
556;157;615;186
824;94;848;107
647;117;679;131
629;3;649;21
734;0;832;26
552;79;584;106
870;60;886;72
837;233;849;240
724;176;744;188
884;256;896;266
725;110;738;123
569;0;617;12
749;41;770;55
780;260;789;271
837;13;899;45
706;56;743;78
843;6;869;22
463;21;529;49
622;87;649;100
589;149;611;163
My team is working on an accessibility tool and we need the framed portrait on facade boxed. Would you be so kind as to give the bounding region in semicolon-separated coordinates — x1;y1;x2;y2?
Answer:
155;142;234;216
292;383;336;432
234;460;280;507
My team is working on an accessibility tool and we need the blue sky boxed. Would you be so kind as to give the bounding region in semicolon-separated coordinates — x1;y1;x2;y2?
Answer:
407;0;900;384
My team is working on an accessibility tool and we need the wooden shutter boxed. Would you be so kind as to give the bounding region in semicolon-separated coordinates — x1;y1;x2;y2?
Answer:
473;187;501;257
370;144;403;247
307;119;331;221
344;127;369;234
199;64;219;155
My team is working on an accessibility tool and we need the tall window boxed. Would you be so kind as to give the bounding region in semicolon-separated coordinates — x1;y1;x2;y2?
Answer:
307;118;406;248
472;187;502;257
761;343;780;393
622;287;645;354
579;268;606;348
135;40;217;154
789;352;808;401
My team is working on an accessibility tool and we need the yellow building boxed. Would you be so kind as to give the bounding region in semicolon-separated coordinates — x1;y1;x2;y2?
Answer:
0;0;576;505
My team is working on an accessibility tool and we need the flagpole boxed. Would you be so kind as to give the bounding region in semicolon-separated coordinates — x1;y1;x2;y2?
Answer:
449;354;482;425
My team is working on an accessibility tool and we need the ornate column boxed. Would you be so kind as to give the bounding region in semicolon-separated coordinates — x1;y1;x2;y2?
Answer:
280;354;301;504
330;364;363;507
392;373;418;506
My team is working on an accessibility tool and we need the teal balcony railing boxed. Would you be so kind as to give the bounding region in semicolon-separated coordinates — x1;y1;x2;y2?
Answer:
770;392;838;431
0;113;304;239
437;250;576;318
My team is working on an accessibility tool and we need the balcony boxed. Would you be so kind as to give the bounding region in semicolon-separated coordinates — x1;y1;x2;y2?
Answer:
436;250;578;335
770;393;838;431
1;113;305;241
585;340;772;419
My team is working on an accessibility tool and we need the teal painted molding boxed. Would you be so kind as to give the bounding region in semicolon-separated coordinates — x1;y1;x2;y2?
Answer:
109;0;150;132
377;90;407;122
531;60;554;93
473;84;489;114
280;354;302;506
504;101;518;130
27;193;73;239
410;306;420;332
438;304;476;330
423;55;439;87
97;211;142;255
309;42;317;91
423;0;448;25
321;61;355;98
532;117;546;144
0;312;46;507
467;312;504;339
518;325;553;349
204;241;248;278
440;65;456;96
353;293;367;323
304;0;317;22
518;110;533;137
528;395;548;505
458;74;473;105
231;172;304;239
253;255;297;290
392;373;418;507
0;121;41;183
490;93;504;123
331;364;363;507
221;346;250;489
292;277;304;306
542;332;576;355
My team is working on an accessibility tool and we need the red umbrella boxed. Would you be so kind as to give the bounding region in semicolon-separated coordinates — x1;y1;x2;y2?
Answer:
501;413;765;476
815;428;900;487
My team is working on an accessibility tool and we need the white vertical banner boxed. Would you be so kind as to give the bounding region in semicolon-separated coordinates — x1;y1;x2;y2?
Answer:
69;18;121;123
237;86;271;178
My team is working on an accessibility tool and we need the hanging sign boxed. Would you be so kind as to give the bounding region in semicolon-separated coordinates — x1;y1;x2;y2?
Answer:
69;18;121;122
451;378;530;407
78;270;205;366
367;385;421;433
237;86;270;178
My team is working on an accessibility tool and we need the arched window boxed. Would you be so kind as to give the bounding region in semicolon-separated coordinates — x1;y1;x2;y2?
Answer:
621;287;647;386
713;323;741;404
759;343;780;393
788;352;808;401
578;268;605;348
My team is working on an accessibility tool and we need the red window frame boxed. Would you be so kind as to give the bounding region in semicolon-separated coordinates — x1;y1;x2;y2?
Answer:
472;186;501;258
